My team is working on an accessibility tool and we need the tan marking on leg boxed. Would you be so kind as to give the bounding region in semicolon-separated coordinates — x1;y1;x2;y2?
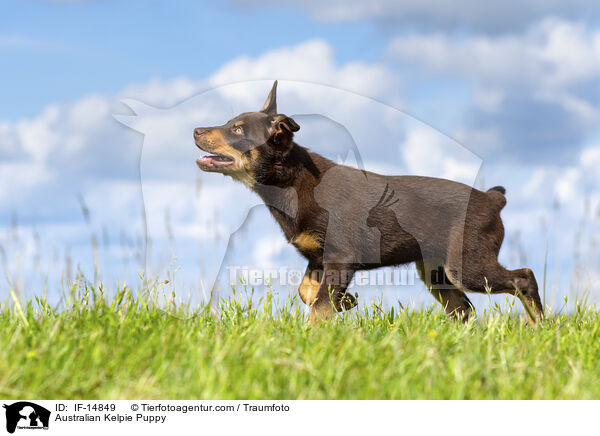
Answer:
298;275;320;305
310;302;333;323
310;280;337;323
292;232;322;252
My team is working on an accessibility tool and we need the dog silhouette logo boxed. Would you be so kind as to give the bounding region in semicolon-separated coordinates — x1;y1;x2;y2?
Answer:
3;402;50;433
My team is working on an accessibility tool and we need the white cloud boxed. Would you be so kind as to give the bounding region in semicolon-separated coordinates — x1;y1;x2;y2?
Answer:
251;235;289;268
555;144;600;200
580;146;600;167
473;88;504;113
388;19;600;159
400;126;480;183
555;168;581;204
209;39;398;104
388;18;600;96
234;0;600;33
120;77;202;108
522;168;547;198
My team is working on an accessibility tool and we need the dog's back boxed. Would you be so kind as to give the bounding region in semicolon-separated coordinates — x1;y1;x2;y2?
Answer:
299;158;505;267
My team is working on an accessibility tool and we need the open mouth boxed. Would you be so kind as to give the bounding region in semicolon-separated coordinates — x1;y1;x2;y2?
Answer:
196;153;235;171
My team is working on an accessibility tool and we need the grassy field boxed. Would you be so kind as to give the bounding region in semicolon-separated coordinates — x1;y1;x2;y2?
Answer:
1;282;600;400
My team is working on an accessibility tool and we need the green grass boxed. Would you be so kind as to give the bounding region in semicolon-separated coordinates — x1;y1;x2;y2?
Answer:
2;282;600;399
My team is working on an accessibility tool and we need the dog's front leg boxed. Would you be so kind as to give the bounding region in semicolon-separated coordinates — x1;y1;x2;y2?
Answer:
310;264;356;323
298;264;322;306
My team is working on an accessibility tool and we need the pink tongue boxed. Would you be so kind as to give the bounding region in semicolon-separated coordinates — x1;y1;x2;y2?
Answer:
197;156;231;166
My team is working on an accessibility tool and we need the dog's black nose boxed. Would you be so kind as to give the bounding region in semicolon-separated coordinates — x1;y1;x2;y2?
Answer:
194;128;208;138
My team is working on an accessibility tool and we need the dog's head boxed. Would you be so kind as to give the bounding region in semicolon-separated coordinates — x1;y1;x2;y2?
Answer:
194;81;300;187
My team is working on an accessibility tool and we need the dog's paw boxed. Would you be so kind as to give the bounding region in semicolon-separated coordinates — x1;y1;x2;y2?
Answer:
334;291;358;312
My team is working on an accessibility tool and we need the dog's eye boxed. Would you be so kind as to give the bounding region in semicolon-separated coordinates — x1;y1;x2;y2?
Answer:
232;126;243;135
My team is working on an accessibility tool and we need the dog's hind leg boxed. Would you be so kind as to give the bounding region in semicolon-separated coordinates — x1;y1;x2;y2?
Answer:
416;261;474;321
445;257;543;324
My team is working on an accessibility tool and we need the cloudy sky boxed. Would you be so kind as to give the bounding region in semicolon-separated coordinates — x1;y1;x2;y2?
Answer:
1;0;599;311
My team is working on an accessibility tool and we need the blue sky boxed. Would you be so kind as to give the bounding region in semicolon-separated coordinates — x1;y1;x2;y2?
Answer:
1;0;599;311
0;1;379;119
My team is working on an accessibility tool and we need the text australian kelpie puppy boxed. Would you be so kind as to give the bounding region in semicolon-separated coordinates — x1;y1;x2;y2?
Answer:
194;81;543;323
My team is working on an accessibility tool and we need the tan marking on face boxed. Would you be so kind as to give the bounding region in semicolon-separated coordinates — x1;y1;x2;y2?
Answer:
200;129;256;188
298;274;321;305
292;232;322;252
202;129;239;156
249;147;259;163
233;121;244;127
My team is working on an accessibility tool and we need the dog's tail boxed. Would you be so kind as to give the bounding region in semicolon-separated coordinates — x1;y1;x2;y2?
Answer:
486;186;507;210
488;185;506;195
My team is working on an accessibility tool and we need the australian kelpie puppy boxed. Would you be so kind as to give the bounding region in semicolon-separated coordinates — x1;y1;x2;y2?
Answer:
194;81;543;323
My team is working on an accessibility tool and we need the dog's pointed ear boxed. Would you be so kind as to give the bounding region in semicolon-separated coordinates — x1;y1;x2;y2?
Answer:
269;116;300;149
278;116;300;133
260;80;278;114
